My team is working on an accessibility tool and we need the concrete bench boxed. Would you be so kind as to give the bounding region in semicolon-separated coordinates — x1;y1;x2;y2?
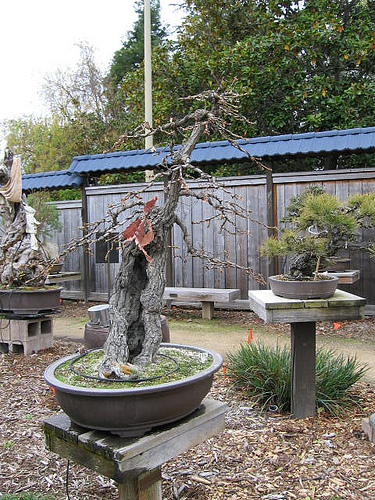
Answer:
163;287;241;320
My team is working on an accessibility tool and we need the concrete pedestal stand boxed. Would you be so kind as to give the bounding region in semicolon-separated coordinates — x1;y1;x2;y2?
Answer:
248;289;366;419
0;316;54;354
43;398;226;500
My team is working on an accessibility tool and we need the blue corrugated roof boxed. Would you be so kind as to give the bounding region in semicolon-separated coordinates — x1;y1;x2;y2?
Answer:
19;127;375;191
22;170;82;192
68;127;375;175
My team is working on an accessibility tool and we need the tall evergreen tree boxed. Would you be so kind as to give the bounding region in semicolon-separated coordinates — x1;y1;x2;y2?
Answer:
108;0;168;86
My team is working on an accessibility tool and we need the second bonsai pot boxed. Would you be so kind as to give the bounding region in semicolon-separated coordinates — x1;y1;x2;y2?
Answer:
0;287;62;315
269;275;339;300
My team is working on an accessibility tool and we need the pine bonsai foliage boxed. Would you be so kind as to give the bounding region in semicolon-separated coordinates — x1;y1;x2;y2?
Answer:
260;187;359;278
227;342;368;415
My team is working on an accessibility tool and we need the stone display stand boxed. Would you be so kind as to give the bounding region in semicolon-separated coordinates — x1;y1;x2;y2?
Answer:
43;398;226;500
0;317;53;354
248;289;366;419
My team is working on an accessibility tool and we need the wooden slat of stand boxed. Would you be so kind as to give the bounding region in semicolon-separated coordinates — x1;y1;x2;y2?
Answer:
45;272;81;284
43;398;226;500
323;270;360;284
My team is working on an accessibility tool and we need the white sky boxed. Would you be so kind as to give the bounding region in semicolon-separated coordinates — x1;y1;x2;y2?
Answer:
0;0;184;124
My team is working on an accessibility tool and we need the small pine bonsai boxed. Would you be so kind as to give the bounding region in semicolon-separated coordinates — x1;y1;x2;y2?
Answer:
260;187;371;279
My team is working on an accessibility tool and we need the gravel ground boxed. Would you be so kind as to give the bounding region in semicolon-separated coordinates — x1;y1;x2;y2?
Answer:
1;303;375;499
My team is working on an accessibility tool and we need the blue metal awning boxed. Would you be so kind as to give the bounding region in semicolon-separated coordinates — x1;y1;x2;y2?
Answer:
20;127;375;191
68;127;375;176
22;170;83;192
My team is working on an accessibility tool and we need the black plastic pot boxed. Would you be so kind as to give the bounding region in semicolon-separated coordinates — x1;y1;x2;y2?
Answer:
0;287;61;315
44;343;222;437
269;275;339;300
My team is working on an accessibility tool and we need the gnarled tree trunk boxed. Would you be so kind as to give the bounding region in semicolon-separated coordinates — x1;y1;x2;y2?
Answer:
99;120;205;373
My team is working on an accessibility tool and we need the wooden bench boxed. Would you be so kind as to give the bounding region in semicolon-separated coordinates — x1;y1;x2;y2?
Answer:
163;287;241;320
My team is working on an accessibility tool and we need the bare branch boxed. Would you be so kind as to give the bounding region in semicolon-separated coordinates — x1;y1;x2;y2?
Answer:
174;216;266;285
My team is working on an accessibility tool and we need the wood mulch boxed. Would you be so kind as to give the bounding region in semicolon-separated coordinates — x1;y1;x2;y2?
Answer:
0;337;375;499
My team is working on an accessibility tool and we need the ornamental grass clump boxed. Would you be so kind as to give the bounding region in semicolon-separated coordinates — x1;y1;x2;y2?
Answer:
315;349;368;415
227;342;291;412
227;342;368;415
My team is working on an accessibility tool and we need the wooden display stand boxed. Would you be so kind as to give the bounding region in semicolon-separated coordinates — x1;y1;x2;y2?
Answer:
249;289;366;419
43;398;226;500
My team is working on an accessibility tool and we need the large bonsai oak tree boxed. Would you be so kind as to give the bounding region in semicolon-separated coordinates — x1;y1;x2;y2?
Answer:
64;93;266;377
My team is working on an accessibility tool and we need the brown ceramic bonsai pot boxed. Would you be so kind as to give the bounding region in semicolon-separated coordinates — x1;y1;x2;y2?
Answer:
0;287;62;315
269;275;339;300
44;343;222;437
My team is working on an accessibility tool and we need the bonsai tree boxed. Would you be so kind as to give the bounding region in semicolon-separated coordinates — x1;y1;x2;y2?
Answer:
62;92;266;378
260;187;360;279
0;150;50;288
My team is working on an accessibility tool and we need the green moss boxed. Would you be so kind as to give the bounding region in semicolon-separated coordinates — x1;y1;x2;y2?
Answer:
55;347;213;389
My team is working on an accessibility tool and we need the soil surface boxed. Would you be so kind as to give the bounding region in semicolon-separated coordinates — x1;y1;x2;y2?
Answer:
0;301;375;499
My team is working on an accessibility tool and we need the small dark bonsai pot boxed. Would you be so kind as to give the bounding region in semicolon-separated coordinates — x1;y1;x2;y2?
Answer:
0;287;62;315
84;315;170;350
269;275;339;300
44;343;222;437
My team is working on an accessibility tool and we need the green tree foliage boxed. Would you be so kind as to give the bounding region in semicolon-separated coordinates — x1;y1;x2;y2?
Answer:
170;0;375;135
4;116;78;173
115;0;374;172
2;0;374;184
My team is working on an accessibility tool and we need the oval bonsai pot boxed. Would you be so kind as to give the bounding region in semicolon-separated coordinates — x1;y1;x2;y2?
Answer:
269;275;339;300
44;343;223;437
0;287;62;315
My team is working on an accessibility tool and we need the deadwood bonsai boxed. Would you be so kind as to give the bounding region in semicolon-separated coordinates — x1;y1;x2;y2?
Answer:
0;150;49;288
62;92;266;378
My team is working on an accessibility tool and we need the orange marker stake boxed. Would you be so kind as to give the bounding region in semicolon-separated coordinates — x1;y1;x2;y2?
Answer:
223;362;227;379
247;328;253;344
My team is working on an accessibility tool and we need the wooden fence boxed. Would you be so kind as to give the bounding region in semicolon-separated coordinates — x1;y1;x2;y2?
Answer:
50;167;375;310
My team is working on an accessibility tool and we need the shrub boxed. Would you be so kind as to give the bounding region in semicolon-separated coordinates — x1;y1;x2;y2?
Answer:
227;342;368;415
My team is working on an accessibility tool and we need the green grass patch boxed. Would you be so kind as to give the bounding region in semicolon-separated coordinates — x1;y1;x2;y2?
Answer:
227;342;368;415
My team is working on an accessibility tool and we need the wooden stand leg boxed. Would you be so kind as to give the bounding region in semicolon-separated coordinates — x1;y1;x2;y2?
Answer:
291;322;316;419
202;302;214;320
118;467;162;500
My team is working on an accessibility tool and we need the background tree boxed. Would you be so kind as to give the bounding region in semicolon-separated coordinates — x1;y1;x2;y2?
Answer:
2;0;374;179
108;0;168;86
114;0;374;172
